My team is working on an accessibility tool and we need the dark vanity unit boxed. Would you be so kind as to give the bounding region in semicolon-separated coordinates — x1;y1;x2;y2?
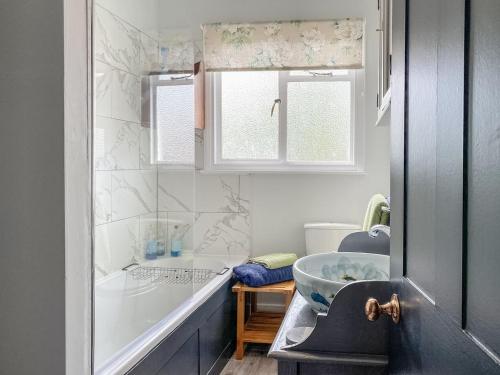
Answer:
127;279;236;375
269;281;392;375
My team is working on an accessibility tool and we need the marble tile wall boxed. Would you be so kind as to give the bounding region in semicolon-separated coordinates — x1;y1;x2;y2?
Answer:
157;173;251;257
94;2;252;279
94;3;160;278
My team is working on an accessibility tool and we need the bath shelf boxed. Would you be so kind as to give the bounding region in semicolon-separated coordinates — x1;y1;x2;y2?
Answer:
127;265;229;285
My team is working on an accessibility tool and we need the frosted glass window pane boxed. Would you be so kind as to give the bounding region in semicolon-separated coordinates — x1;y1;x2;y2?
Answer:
221;71;279;160
156;84;194;165
287;81;351;162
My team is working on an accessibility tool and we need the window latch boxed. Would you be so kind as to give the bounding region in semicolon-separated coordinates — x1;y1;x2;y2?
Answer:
271;98;281;117
309;71;333;77
170;74;194;80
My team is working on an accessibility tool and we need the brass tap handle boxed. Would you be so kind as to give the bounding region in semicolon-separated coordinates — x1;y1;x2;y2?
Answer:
365;294;400;324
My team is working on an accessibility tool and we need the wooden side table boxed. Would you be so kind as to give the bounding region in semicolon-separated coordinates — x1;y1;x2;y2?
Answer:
232;280;295;360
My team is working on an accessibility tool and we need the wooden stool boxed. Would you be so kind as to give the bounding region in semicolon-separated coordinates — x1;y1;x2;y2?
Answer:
232;280;295;360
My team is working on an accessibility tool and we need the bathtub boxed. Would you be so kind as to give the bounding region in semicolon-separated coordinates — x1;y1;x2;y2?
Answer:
94;254;247;375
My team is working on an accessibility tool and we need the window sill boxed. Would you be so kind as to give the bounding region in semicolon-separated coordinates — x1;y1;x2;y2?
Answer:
199;167;366;175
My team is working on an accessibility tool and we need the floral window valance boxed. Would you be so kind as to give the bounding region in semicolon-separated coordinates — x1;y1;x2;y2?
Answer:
202;19;364;72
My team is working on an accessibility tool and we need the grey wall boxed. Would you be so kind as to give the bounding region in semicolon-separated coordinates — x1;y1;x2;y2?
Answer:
0;1;66;374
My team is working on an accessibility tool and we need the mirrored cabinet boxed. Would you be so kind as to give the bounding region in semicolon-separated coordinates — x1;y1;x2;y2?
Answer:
376;0;392;125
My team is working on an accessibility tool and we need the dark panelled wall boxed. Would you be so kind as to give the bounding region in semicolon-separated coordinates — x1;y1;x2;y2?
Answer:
406;0;466;324
389;0;500;373
405;0;438;298
434;0;465;325
0;1;66;374
467;0;500;357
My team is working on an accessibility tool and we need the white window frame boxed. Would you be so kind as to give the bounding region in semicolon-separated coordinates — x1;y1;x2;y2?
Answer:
150;73;195;169
205;70;365;173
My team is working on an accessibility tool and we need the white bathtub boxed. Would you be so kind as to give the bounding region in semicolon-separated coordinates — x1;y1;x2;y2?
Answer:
94;254;247;375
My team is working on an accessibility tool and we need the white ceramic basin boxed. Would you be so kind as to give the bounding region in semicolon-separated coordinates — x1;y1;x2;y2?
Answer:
293;252;390;313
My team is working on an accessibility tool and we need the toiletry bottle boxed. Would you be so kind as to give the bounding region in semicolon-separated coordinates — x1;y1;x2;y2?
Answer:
171;227;182;257
145;239;158;260
171;240;182;257
156;240;166;256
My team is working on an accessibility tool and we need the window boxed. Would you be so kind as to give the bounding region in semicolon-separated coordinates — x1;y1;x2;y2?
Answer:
207;70;363;172
151;74;195;167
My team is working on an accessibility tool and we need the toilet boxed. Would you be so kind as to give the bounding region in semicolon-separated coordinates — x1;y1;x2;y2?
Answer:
304;223;361;255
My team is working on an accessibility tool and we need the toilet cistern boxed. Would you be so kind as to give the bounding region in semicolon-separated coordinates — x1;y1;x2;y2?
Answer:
368;224;391;238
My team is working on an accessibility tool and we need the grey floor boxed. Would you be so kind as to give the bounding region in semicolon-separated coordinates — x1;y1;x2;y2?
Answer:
220;345;277;375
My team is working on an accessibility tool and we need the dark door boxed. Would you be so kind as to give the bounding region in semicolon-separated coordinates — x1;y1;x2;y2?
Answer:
389;0;500;373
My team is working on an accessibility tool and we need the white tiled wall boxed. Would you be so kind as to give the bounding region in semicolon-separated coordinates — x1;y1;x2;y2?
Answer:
157;172;194;212
94;2;252;278
94;2;160;278
94;217;140;279
111;170;157;221
95;171;112;225
95;117;141;170
157;173;251;256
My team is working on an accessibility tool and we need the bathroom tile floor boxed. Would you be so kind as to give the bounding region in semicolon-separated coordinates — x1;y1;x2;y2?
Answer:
221;344;277;375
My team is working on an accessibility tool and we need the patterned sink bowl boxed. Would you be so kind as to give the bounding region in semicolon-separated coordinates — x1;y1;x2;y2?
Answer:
293;252;390;313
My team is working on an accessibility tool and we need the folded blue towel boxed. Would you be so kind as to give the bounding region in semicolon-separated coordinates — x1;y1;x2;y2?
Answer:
233;264;293;287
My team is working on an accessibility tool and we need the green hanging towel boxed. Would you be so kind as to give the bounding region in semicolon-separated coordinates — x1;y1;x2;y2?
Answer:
362;194;390;231
249;253;298;269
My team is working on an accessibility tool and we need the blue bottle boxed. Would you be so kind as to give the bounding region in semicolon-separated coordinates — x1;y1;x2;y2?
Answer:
145;240;158;260
171;239;182;257
156;240;166;256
